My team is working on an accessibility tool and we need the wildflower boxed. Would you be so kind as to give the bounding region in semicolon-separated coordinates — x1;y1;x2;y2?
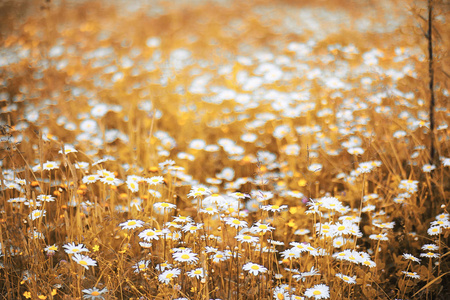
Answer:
402;253;421;263
154;202;177;212
182;223;203;234
421;244;439;251
37;195;56;202
173;250;199;264
336;273;356;284
30;230;44;239
229;192;250;199
334;221;355;236
29;209;46;220
225;218;248;229
186;268;205;279
294;228;310;235
399;180;418;192
133;260;151;273
139;229;162;241
251;221;275;233
308;163;322;172
45;244;58;255
189;139;206;150
24;200;41;207
358;162;374;173
203;194;227;206
43;161;59;170
283;144;301;156
211;251;229;263
82;174;100;184
347;147;364;155
188;186;212;198
431;219;450;228
155;262;172;272
281;248;301;259
243;262;267;275
420;252;440;258
402;271;420;279
235;234;259;244
173;215;193;223
82;287;108;299
199;206;218;215
62;242;89;255
146;176;164;185
119;219;145;230
216;167;235;181
261;204;288;212
369;233;389;241
126;180;139;193
290;242;310;253
332;237;347;248
130;197;143;211
422;164;436;172
427;226;442;236
74;162;89;170
361;259;377;268
316;222;334;237
435;213;449;221
148;189;162;198
287;190;304;199
304;284;330;299
273;286;290;300
158;268;181;284
59;145;77;154
373;221;395;229
72;253;97;269
100;175;122;186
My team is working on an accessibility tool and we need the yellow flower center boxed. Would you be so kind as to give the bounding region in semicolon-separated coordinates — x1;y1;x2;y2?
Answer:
181;254;190;259
313;291;322;295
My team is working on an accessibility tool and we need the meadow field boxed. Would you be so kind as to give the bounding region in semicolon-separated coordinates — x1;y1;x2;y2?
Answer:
0;0;449;299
